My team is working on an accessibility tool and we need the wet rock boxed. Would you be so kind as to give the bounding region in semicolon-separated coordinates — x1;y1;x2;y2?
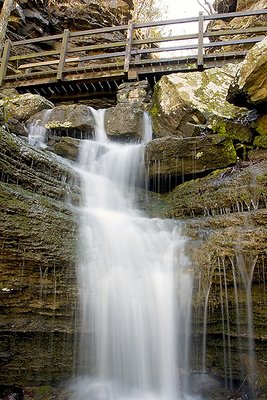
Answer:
227;36;267;108
105;104;144;141
211;118;253;144
0;127;78;386
0;93;53;122
145;135;237;184
6;118;28;137
49;137;80;161
27;104;94;139
150;64;246;138
163;160;267;218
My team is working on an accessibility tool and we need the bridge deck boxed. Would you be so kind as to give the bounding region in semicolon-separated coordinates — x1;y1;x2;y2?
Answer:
0;9;267;102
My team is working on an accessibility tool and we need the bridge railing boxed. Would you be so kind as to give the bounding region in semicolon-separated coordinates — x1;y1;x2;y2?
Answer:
0;9;267;86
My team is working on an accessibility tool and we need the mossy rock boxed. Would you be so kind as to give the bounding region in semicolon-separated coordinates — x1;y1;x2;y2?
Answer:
211;117;253;143
145;135;237;180
0;94;53;122
150;64;247;138
50;137;80;161
254;135;267;148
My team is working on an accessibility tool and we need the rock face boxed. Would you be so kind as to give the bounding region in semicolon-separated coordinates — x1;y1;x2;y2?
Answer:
150;65;246;138
227;35;267;108
147;159;267;394
0;127;78;387
2;0;132;44
145;135;237;191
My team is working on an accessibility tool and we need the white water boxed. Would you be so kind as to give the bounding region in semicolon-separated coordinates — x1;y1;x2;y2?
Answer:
28;109;52;147
73;109;195;400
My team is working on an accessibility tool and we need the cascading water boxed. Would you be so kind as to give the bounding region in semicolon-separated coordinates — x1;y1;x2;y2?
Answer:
72;108;197;400
28;109;52;148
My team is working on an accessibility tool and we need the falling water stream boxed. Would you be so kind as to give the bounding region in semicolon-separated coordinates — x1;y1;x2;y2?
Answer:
71;109;197;400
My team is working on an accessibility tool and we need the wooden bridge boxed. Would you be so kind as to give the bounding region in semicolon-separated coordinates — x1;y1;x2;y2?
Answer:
0;9;267;102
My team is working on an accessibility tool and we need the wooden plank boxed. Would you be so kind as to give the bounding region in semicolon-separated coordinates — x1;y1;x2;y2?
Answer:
69;24;127;37
9;49;60;62
0;39;11;85
129;50;246;68
18;56;79;70
205;36;264;49
133;16;199;29
197;12;204;68
204;8;267;22
124;20;133;73
68;40;126;54
57;29;70;80
79;50;125;62
132;33;198;46
205;26;267;39
12;33;63;46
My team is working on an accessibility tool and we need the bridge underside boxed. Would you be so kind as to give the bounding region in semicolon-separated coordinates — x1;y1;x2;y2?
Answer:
4;53;244;103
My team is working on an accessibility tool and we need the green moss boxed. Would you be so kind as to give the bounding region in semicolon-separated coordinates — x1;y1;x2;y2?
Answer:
254;135;267;148
211;118;252;143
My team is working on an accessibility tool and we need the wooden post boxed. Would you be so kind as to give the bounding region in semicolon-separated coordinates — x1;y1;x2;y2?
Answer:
57;29;70;80
0;39;11;85
124;20;133;74
197;11;204;69
0;0;14;56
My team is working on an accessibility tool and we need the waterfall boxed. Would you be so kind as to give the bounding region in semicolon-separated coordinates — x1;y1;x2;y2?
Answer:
72;109;195;400
28;109;52;148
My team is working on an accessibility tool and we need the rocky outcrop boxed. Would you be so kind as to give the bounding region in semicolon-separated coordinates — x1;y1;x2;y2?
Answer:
0;93;53;123
227;35;267;108
2;0;132;43
145;135;237;191
0;127;79;387
144;158;267;393
150;65;246;138
164;160;267;218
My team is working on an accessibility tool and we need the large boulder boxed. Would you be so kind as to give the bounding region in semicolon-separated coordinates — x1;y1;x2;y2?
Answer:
105;104;144;140
150;65;246;138
0;93;53;122
145;135;237;190
27;104;95;139
227;35;267;108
